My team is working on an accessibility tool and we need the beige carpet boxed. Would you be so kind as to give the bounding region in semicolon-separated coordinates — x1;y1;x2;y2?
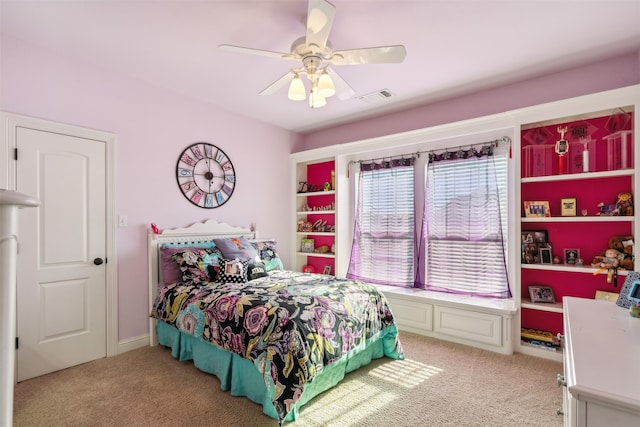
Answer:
13;331;563;427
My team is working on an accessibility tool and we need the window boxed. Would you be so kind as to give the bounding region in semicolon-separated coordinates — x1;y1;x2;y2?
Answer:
347;159;415;287
419;148;510;297
347;142;510;298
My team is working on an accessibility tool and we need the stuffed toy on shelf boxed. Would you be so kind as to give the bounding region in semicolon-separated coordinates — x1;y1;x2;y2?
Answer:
591;235;634;271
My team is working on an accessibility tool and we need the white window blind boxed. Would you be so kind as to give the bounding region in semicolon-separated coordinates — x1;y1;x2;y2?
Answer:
347;163;415;287
423;152;510;297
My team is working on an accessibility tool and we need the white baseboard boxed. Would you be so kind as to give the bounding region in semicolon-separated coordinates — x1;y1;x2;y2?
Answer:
117;334;149;354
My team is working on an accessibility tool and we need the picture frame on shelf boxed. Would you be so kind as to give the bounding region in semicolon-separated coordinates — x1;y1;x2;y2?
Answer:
520;242;551;264
323;265;332;275
561;197;577;216
528;285;556;303
539;247;552;264
521;229;551;264
521;229;548;244
297;221;313;232
564;248;580;265
300;238;315;253
616;272;640;309
524;201;551;218
522;243;541;264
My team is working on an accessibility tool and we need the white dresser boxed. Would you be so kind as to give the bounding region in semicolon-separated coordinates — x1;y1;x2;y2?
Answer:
561;297;640;426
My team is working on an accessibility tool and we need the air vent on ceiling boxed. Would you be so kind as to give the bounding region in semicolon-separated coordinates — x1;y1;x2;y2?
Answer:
357;89;394;104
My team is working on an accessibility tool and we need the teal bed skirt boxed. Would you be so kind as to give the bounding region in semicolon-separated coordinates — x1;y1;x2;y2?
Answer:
156;319;402;422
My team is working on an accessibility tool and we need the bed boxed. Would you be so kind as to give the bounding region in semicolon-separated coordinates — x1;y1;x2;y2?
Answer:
148;220;404;425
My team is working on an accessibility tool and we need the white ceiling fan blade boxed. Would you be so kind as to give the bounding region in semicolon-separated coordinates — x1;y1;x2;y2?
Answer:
329;45;407;65
259;71;296;96
306;0;336;51
219;44;296;61
326;67;355;100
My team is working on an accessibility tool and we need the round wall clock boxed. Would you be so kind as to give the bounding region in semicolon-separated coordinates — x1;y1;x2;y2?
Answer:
176;142;236;208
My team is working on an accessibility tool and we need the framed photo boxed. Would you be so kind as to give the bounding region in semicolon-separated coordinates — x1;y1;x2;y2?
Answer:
323;265;332;275
528;285;555;303
617;272;640;309
539;247;552;264
561;197;577;216
522;243;537;264
524;201;551;218
297;221;313;232
564;248;580;265
300;238;315;253
521;229;548;244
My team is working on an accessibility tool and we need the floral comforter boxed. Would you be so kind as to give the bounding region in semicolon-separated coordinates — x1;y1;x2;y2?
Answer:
150;270;404;423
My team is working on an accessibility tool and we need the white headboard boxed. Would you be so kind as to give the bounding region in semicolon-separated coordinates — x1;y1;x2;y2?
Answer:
147;219;257;345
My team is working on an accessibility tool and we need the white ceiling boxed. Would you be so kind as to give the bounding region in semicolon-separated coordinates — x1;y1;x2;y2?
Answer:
2;0;640;133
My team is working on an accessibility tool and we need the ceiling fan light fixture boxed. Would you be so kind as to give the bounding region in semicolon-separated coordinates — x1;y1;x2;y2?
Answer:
288;75;306;101
317;71;335;98
309;88;326;108
221;0;406;108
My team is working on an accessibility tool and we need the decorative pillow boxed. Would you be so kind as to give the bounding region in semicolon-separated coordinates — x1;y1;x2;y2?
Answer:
172;248;220;284
247;261;268;281
250;239;284;272
218;258;249;284
213;236;259;261
203;248;225;282
159;241;216;283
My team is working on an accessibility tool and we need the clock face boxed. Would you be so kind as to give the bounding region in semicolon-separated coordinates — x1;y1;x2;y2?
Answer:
176;143;236;208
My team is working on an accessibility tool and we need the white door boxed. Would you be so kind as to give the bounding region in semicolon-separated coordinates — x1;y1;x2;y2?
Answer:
15;126;107;381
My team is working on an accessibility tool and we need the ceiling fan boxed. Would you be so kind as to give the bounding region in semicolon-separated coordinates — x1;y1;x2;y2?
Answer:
219;0;406;108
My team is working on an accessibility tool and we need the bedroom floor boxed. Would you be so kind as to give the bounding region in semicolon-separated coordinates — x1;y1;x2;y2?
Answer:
13;331;562;427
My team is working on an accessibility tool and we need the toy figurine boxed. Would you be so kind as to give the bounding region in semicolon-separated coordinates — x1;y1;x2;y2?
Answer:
555;126;569;174
617;192;633;216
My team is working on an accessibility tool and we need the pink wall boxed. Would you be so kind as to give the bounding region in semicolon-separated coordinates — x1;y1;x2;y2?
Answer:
0;35;303;341
302;51;640;150
2;34;639;345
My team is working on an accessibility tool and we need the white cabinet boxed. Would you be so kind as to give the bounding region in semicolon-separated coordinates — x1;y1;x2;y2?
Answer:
380;287;516;354
561;297;640;426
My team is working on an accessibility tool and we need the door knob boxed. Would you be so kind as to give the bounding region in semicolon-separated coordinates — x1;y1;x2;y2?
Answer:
93;257;104;265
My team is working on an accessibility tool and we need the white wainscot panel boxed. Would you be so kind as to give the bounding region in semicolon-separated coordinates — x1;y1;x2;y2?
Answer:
434;305;502;347
385;295;433;333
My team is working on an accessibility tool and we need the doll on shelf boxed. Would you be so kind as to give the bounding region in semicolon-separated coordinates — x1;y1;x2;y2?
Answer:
591;248;622;269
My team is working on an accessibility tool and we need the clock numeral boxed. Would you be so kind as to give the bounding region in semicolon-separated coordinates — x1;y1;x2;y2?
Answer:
216;151;226;164
190;145;204;160
222;184;234;196
222;161;233;172
177;168;194;177
180;180;197;192
204;193;214;208
215;191;226;205
204;144;214;159
191;189;204;205
179;153;197;167
225;175;235;183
